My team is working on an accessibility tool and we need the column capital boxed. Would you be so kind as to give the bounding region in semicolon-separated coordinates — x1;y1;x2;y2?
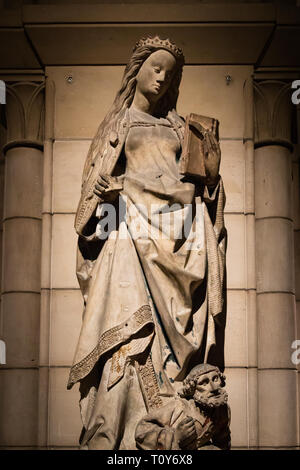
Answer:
1;80;45;155
254;79;294;152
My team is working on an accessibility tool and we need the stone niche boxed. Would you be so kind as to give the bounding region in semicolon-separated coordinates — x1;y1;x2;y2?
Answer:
45;64;253;448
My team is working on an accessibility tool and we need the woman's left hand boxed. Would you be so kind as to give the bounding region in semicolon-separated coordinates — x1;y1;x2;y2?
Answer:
202;131;221;187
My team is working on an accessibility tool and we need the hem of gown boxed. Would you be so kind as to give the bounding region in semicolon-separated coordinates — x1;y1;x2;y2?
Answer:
67;304;153;389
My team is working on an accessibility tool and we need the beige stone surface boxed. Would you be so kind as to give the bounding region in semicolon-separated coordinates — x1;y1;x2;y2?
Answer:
2;218;42;293
224;290;247;367
298;371;300;444
257;293;296;369
43;141;53;213
1;292;40;367
51;213;78;289
47;65;252;140
0;369;38;447
39;289;50;367
246;290;257;368
4;147;42;220
256;218;295;294
219;140;245;214
178;66;253;139
37;366;49;447
255;146;292;220
258;369;298;447
297;301;300;357
224;213;246;289
294;230;300;300
294;301;300;376
224;367;248;448
46;66;124;140
49;289;83;366
244;140;255;214
52;140;91;214
0;230;2;292
247;367;258;448
292;161;300;230
48;367;81;447
41;213;52;289
0;161;5;223
245;214;256;290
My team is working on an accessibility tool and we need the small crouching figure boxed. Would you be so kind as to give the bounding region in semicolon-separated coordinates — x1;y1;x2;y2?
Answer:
135;364;231;450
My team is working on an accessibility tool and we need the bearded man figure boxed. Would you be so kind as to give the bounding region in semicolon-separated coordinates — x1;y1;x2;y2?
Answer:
135;364;231;450
68;35;227;450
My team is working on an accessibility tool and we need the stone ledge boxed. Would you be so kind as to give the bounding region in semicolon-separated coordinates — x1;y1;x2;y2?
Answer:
1;4;299;68
22;4;276;24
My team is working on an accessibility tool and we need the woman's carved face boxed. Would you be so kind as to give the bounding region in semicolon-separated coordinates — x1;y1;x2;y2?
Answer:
135;49;177;103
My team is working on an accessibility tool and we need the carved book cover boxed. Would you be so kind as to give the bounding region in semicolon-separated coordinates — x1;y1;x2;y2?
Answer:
179;113;219;179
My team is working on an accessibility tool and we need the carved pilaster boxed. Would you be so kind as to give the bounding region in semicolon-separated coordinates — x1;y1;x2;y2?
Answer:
254;78;297;448
254;80;293;151
3;81;44;153
0;80;44;447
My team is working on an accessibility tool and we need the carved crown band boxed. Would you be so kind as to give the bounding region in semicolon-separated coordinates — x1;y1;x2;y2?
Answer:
133;35;185;65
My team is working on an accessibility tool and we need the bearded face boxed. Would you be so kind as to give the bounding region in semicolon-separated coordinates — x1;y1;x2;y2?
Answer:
193;370;228;410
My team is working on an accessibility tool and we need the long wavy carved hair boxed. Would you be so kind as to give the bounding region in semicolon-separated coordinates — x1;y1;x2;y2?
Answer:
82;39;184;183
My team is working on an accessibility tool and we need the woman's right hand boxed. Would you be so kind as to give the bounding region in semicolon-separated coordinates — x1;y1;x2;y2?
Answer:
93;174;123;202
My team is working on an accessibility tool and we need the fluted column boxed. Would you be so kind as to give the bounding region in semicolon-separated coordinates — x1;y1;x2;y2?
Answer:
254;79;297;448
0;81;44;448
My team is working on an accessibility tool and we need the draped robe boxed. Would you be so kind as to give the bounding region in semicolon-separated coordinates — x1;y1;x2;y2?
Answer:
67;106;226;450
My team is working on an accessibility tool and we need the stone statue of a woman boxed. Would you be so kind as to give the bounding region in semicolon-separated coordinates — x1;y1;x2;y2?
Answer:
68;36;226;450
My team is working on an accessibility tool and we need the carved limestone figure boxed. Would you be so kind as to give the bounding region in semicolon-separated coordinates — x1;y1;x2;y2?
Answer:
68;36;227;450
135;363;231;450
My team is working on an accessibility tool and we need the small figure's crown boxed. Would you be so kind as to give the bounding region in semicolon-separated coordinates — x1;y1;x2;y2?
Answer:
133;35;184;64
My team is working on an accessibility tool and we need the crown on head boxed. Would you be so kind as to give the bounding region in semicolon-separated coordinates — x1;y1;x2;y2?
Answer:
133;35;185;64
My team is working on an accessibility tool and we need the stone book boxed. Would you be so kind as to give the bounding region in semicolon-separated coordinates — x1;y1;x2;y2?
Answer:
179;113;219;180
